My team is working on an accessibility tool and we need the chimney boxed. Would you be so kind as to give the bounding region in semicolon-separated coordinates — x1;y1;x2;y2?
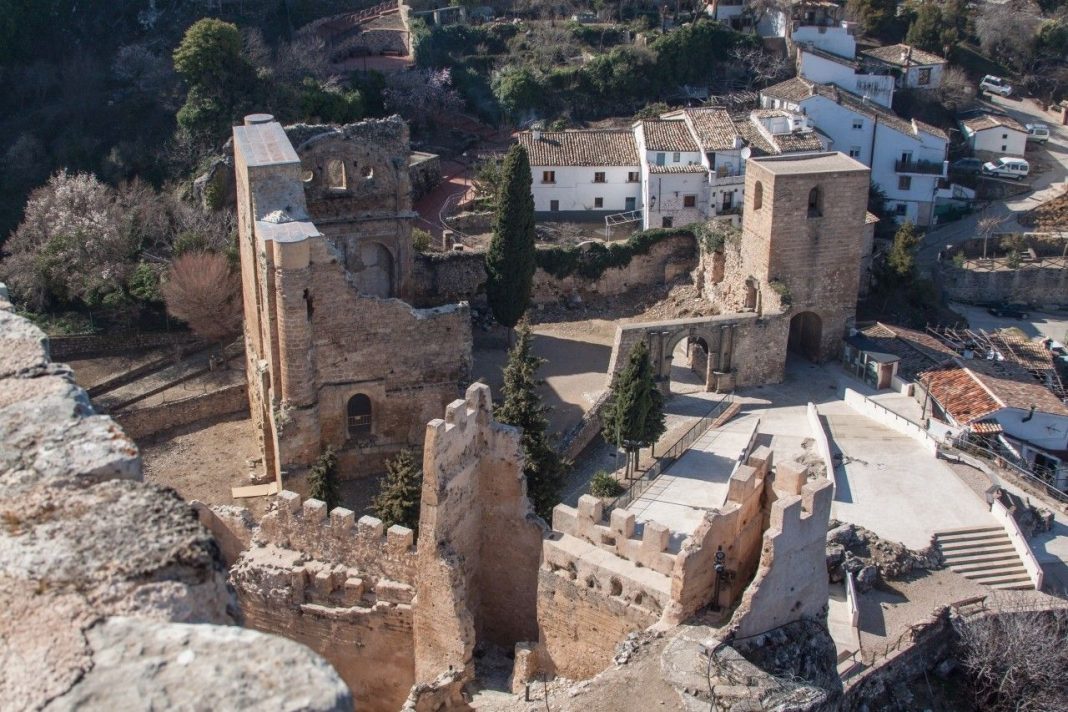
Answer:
532;129;542;141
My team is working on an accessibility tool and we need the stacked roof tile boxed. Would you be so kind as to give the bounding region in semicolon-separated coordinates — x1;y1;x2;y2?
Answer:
518;130;639;167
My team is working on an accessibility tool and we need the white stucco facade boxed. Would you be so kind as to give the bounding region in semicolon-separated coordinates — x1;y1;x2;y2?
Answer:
529;165;641;214
792;24;856;59
962;124;1028;158
797;50;895;108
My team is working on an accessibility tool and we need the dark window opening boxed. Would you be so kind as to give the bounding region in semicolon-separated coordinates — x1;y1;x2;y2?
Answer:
807;186;822;217
347;394;372;437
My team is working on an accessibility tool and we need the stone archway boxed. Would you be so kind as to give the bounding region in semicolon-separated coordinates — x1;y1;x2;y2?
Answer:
648;324;736;394
787;311;822;362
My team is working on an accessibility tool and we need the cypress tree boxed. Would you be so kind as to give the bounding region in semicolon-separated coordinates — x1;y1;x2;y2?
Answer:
495;320;565;520
485;144;537;335
601;340;667;477
307;446;340;511
373;449;423;531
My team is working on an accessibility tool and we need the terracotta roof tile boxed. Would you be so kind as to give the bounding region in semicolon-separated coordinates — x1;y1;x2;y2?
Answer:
919;364;1003;424
862;43;946;68
517;130;639;167
641;119;699;152
968;360;1068;416
682;108;740;151
648;164;707;174
960;113;1027;134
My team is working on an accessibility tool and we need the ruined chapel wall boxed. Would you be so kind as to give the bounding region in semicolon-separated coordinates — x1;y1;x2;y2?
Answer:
730;464;834;638
668;447;772;623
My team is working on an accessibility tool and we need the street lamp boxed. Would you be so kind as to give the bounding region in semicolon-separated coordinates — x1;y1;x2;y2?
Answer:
711;546;734;612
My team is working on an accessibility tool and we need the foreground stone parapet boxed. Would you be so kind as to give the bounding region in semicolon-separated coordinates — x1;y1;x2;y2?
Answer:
0;285;352;711
42;618;352;712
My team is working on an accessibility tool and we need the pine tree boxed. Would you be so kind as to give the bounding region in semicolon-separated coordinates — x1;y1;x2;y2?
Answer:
307;446;340;511
601;340;667;478
373;449;423;531
484;144;537;335
495;320;565;520
887;221;920;281
905;5;943;54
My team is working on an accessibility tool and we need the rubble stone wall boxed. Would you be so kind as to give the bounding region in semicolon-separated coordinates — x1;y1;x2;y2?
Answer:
115;383;248;440
940;264;1068;304
409;233;698;308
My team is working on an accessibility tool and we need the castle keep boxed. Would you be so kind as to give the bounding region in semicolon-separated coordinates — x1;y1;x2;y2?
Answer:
234;115;472;484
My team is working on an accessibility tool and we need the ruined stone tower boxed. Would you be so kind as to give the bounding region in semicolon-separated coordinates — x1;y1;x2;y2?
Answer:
233;114;472;485
728;152;870;362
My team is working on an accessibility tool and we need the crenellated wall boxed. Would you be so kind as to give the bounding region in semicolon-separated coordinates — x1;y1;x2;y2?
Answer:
415;382;546;683
231;491;419;712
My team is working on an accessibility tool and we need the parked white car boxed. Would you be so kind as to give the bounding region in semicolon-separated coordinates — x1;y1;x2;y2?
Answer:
980;75;1013;96
1026;123;1050;143
982;157;1030;180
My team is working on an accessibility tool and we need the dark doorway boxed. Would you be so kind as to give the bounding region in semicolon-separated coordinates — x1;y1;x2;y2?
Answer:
347;394;372;437
788;312;823;362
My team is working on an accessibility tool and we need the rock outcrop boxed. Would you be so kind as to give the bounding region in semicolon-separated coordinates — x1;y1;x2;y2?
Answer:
0;285;352;711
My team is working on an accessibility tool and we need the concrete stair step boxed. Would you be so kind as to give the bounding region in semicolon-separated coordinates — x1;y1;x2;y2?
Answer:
938;538;1013;553
943;550;1021;565
942;544;1017;560
966;569;1033;586
949;556;1027;573
990;580;1036;591
936;529;1011;544
934;525;1006;537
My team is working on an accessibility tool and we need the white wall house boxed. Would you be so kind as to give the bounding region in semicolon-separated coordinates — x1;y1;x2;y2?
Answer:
797;47;895;108
860;44;946;90
791;22;856;58
517;130;641;217
921;360;1068;490
959;113;1028;158
517;105;826;230
762;77;948;225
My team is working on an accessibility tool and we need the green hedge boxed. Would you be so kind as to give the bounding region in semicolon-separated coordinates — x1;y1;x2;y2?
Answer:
535;227;695;281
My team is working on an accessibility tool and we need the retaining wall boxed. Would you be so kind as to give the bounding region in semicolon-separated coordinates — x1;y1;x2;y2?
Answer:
114;383;248;440
50;331;202;360
940;264;1068;304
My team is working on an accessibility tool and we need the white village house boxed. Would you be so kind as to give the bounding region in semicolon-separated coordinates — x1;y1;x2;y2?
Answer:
959;113;1028;158
761;76;948;225
860;44;946;90
517;107;826;230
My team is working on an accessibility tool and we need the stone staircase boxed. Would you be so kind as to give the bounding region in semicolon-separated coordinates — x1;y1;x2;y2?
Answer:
934;526;1034;590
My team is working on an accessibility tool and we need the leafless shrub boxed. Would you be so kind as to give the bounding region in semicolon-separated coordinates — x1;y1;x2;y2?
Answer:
161;251;242;343
956;600;1068;712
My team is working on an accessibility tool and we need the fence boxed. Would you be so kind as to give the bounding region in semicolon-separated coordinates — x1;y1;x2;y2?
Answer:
606;394;732;513
944;438;1068;508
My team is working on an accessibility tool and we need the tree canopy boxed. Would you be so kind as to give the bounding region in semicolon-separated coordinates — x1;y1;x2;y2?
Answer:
495;320;565;519
373;449;423;531
601;340;666;477
485;143;536;330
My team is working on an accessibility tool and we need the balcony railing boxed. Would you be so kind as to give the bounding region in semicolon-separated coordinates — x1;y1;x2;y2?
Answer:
895;159;946;176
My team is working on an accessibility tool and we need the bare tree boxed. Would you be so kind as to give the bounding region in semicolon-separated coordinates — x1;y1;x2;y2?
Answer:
731;45;791;90
976;2;1042;72
383;69;463;131
956;600;1068;712
976;212;1009;259
161;251;243;344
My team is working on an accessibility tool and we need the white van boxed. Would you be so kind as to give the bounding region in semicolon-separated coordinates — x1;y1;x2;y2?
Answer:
1026;123;1050;143
982;157;1030;180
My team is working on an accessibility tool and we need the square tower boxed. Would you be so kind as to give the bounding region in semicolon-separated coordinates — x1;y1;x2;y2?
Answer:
740;152;870;362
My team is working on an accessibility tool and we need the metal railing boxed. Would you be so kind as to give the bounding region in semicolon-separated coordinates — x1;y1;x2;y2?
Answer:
606;394;733;513
943;438;1068;507
895;158;945;176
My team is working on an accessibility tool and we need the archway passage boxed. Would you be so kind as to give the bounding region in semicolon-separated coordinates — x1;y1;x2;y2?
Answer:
669;336;709;396
788;311;823;362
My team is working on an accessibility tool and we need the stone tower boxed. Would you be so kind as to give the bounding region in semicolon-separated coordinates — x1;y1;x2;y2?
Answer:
233;115;472;486
734;152;870;362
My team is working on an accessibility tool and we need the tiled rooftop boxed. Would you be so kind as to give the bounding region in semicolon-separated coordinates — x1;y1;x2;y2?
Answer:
682;108;740;151
960;113;1027;134
749;151;868;175
648;164;708;174
862;43;946;68
761;77;948;140
641;119;699;153
517;130;639;167
919;363;1003;424
920;359;1068;424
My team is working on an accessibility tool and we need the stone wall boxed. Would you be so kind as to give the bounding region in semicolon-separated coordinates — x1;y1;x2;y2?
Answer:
115;383;248;440
230;492;418;712
410;233;698;308
668;447;774;622
415;383;545;682
940;264;1068;304
606;313;790;391
0;286;351;711
409;151;442;201
730;463;833;638
48;330;202;360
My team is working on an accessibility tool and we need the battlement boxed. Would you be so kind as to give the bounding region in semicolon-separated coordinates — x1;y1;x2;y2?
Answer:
427;382;493;440
551;495;677;576
767;466;834;534
255;490;417;586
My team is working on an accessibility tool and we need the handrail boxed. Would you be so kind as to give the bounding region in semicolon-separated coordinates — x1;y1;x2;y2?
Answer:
991;496;1045;590
944;440;1068;507
605;394;733;513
